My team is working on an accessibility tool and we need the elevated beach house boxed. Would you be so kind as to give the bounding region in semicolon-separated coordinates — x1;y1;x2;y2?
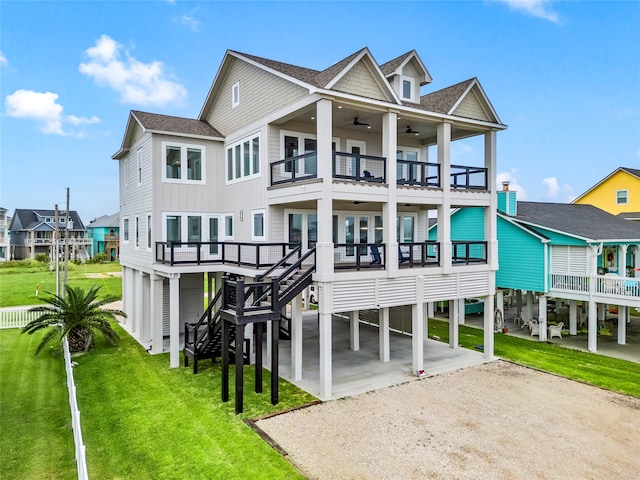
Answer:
113;48;506;400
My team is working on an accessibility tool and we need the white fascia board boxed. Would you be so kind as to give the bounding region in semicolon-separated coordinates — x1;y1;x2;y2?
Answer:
324;48;401;104
144;129;224;142
497;213;550;243
447;79;503;126
230;51;316;91
198;50;234;120
112;113;139;159
391;51;432;85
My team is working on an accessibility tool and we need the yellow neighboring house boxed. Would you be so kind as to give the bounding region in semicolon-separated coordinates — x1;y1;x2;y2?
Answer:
572;167;640;220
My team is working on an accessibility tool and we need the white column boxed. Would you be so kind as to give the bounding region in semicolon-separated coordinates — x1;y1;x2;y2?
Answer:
412;302;424;374
496;290;504;318
569;300;578;336
349;311;360;351
449;299;459;349
149;274;164;354
483;293;495;359
618;306;627;345
598;303;606;322
315;99;334;281
423;302;429;340
538;295;547;341
379;307;390;362
140;273;150;342
526;291;534;320
634;245;640;277
427;301;435;318
437;122;452;273
484;131;498;271
291;295;303;381
169;275;180;368
588;300;597;352
318;311;332;400
457;298;466;325
619;245;628;276
134;270;144;335
382;111;398;278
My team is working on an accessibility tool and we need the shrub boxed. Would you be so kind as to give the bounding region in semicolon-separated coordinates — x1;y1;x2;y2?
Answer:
92;252;108;263
35;254;49;264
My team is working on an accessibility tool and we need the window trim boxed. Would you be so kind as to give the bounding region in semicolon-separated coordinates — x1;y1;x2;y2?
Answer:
400;75;416;102
134;216;140;249
136;149;142;186
161;141;206;184
251;209;266;241
123;217;130;244
224;214;234;240
616;189;628;205
225;133;261;184
146;213;152;252
232;81;240;108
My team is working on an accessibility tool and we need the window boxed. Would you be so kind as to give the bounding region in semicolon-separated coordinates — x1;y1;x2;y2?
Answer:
147;214;152;251
226;134;260;182
188;216;201;245
162;142;205;183
137;149;142;185
617;190;628;205
225;215;233;238
401;76;415;101
135;216;139;248
123;218;130;243
308;214;317;248
232;81;240;107
288;214;302;244
166;215;181;243
252;209;265;241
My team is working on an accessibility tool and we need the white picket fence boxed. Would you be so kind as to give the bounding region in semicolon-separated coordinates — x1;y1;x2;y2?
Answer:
63;336;89;480
0;306;41;329
1;306;89;479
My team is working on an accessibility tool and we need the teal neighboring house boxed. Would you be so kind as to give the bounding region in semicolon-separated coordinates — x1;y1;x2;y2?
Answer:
431;184;640;353
87;213;119;261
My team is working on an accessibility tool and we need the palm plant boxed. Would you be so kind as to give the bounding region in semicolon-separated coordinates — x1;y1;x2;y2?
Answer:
22;284;126;354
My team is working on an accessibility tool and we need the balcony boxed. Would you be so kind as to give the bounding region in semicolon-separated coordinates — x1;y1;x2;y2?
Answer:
156;242;297;267
550;274;640;301
452;241;487;264
270;151;487;191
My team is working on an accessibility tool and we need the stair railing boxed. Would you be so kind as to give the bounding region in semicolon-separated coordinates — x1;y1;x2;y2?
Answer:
184;289;222;353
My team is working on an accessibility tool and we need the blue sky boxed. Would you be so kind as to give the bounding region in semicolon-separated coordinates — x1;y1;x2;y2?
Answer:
1;0;639;224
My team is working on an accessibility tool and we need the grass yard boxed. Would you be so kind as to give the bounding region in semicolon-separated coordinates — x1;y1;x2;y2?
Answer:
1;321;316;480
428;318;640;398
0;261;122;307
0;329;77;479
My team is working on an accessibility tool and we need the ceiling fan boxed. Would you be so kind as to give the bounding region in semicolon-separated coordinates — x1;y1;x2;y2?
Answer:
405;126;420;135
352;117;370;126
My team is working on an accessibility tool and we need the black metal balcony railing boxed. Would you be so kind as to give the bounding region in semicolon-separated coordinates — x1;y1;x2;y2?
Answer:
270;153;317;185
397;161;440;187
452;241;488;264
398;241;440;267
155;242;297;267
270;151;487;191
451;165;488;190
332;152;386;183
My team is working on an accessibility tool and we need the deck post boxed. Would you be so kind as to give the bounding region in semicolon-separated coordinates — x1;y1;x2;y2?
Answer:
235;323;245;414
255;321;263;393
221;318;229;403
449;300;459;349
379;307;390;362
270;317;279;405
349;310;360;351
412;302;424;374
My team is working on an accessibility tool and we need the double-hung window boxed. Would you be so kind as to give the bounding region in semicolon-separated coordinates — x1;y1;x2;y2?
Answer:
123;218;130;243
162;142;205;184
226;134;260;182
616;190;628;205
401;75;416;102
252;209;265;241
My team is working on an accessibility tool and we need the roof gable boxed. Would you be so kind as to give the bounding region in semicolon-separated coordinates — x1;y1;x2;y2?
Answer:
420;78;501;124
9;209;86;231
381;50;432;86
572;166;640;204
113;110;222;159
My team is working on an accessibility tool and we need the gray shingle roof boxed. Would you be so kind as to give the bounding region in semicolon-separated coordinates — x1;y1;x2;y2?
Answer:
380;51;414;76
621;167;640;178
88;213;119;228
9;209;86;231
511;201;640;240
420;78;475;114
131;110;222;138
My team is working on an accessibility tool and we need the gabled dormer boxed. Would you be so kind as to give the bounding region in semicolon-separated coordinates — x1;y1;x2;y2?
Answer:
381;50;432;104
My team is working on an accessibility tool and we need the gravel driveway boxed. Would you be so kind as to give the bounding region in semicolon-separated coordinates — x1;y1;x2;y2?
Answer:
255;361;640;480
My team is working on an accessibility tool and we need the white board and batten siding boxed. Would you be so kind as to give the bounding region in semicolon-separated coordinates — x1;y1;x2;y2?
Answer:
550;245;588;275
331;271;490;312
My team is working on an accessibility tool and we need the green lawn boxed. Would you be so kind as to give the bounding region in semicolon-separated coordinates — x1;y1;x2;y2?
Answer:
0;261;122;307
428;318;640;398
1;322;315;480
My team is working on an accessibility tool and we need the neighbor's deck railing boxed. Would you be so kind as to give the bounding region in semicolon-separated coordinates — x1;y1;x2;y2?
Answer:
550;274;640;300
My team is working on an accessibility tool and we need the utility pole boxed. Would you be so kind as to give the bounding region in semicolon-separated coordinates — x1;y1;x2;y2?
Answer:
55;204;60;297
62;188;70;298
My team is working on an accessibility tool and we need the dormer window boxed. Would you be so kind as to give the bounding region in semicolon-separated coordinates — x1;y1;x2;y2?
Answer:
401;76;415;102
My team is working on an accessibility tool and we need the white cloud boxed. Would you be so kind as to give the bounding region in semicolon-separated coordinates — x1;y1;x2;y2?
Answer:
5;89;101;136
0;50;7;67
496;169;528;200
79;34;187;106
181;14;200;32
497;0;560;23
542;176;574;202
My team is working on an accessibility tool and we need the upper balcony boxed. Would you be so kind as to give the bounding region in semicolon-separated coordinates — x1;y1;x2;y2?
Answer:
270;151;487;190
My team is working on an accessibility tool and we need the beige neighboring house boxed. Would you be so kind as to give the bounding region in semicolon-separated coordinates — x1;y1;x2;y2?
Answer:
113;47;506;400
